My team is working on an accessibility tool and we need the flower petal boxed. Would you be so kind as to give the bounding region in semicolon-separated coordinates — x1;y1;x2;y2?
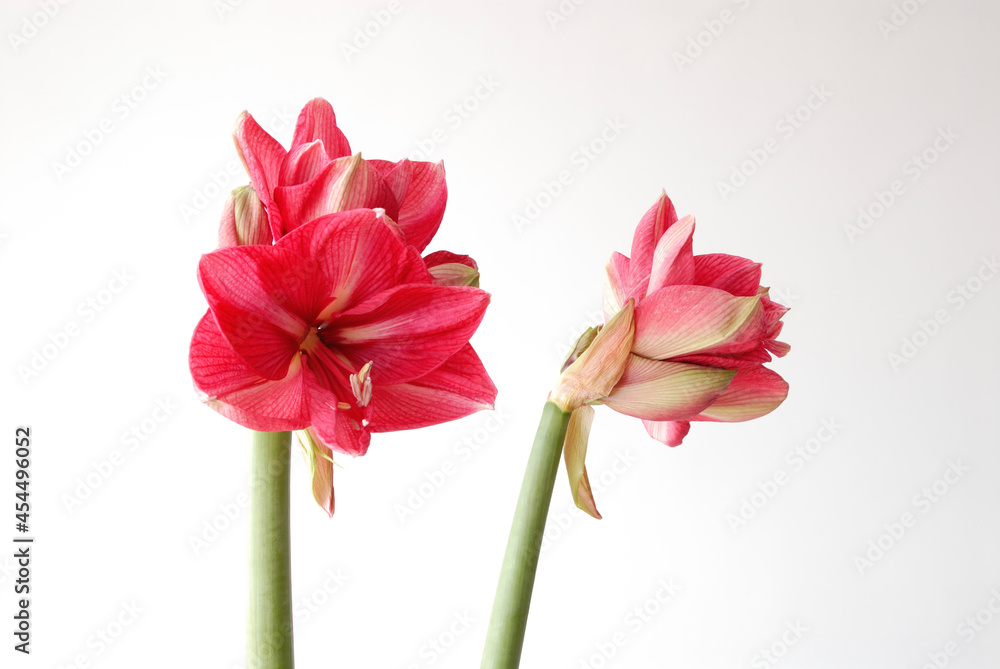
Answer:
694;254;762;297
629;191;678;289
424;251;480;287
642;420;690;447
604;355;735;421
303;366;371;457
292;98;351;159
693;366;788;422
563;405;601;519
603;252;631;321
280;140;331;187
233;111;287;240
368;344;497;432
189;311;309;429
273;154;398;233
642;214;695;297
632;285;763;360
197;246;308;379
325;284;491;385
218;186;272;248
300;428;335;517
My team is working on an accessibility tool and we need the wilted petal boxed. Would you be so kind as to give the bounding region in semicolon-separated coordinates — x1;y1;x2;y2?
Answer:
643;214;695;297
325;284;491;385
292;98;351;159
642;419;690;447
189;312;309;429
632;285;763;360
603;252;631;320
604;355;735;421
273;154;399;233
694;254;762;297
563;405;600;519
233;111;287;240
693;366;788;422
629;191;678;288
368;344;497;432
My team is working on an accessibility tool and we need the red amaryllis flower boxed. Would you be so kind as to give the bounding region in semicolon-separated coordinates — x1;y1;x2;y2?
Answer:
190;208;495;513
228;98;449;256
600;192;790;447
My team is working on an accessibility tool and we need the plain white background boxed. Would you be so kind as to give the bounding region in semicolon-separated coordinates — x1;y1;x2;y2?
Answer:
2;1;999;667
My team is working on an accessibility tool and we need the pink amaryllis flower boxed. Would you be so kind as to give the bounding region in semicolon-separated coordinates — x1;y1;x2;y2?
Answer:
190;208;495;514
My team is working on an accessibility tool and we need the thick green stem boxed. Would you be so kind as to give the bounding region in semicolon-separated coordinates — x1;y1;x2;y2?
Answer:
247;431;295;669
481;402;572;669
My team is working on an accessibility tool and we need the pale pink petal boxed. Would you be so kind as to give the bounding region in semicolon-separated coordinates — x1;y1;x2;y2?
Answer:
300;429;335;517
692;366;788;422
424;251;479;287
604;355;735;421
233;111;287;240
292;98;351;159
324;284;490;386
273;154;399;233
642;215;695;297
632;285;763;360
368;344;496;432
218;186;272;248
563;406;601;519
603;252;631;321
694;254;762;297
642;420;691;447
629;191;678;288
189;312;309;429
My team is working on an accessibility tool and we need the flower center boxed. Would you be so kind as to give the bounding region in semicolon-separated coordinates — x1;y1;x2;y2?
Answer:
300;327;323;353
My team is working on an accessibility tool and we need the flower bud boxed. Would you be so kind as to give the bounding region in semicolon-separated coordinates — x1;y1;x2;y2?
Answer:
218;185;272;247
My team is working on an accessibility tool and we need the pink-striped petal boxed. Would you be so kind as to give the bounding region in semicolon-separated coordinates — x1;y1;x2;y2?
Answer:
324;284;490;386
694;254;762;297
292;98;351;159
189;312;309;430
198;246;308;379
632;285;763;360
642;420;691;447
424;251;479;287
643;214;695;297
629;191;678;288
279;140;331;186
303;366;371;457
603;252;631;320
233;111;287;240
372;159;447;252
604;355;735;421
217;186;273;248
692;366;788;422
273;154;398;233
368;344;497;432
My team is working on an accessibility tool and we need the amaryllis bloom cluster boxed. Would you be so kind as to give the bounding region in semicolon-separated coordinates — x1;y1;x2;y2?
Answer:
190;100;495;514
553;192;788;517
600;192;789;447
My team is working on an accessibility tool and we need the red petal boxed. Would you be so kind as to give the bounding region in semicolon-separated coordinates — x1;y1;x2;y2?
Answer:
692;366;789;422
279;140;331;186
273;155;399;233
629;192;678;289
423;250;477;270
198;246;308;379
372;160;447;252
233;111;288;240
303;366;371;456
292;98;351;159
368;344;497;432
642;420;691;447
694;254;762;297
325;284;490;385
189;312;309;430
641;214;695;298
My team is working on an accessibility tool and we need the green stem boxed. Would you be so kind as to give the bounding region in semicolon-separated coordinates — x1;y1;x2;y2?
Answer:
247;431;295;669
481;402;572;669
